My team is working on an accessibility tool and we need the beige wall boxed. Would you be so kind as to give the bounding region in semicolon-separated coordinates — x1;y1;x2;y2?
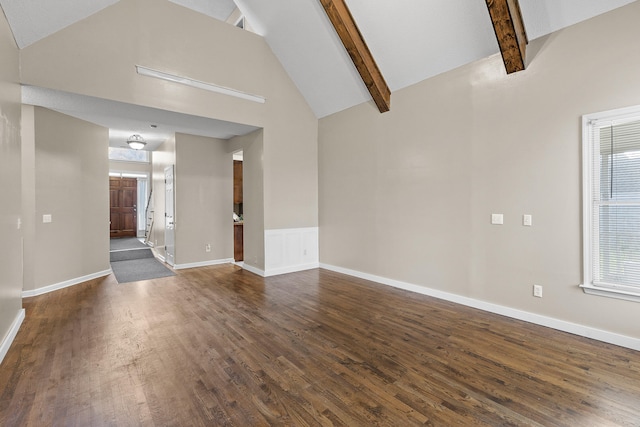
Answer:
21;106;36;292
21;107;110;291
0;7;23;348
19;0;318;234
229;129;265;270
261;47;318;231
109;159;152;176
174;133;233;265
319;2;640;339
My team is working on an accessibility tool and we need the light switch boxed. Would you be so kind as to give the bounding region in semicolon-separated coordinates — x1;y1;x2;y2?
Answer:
43;214;52;223
523;214;532;226
491;213;504;225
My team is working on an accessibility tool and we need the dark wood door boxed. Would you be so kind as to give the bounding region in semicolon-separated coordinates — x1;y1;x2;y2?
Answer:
110;177;137;238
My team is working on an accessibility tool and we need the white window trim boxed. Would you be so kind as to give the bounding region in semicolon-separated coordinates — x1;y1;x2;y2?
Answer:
581;104;640;302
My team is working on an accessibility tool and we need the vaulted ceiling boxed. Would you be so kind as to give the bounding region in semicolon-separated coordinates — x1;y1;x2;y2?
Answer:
237;0;638;117
0;0;637;146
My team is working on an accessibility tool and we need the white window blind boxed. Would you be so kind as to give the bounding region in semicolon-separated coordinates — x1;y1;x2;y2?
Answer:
583;108;640;301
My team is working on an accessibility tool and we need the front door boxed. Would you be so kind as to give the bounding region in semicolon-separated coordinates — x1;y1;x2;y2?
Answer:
165;165;175;266
110;177;137;238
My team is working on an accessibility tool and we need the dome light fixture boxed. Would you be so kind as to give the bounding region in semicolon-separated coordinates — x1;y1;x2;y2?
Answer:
127;134;146;150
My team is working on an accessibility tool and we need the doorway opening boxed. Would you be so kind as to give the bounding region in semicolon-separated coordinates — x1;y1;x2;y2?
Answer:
233;151;244;262
109;172;149;239
165;165;175;266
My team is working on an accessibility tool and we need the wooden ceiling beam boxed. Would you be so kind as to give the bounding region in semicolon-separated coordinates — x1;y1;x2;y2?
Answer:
485;0;528;73
319;0;391;113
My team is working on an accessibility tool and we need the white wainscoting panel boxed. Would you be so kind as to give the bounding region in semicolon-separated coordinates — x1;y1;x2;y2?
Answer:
264;227;319;276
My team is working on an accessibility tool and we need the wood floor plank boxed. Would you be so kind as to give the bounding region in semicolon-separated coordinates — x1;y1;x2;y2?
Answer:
1;266;640;426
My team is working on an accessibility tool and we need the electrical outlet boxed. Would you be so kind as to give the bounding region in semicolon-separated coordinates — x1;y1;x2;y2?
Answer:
533;285;543;298
205;243;211;253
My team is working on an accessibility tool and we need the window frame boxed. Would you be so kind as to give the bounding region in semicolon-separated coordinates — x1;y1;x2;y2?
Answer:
581;104;640;302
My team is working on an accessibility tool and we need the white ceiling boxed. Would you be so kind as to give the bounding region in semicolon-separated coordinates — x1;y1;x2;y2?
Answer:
1;0;638;146
0;0;119;49
0;0;237;49
235;0;638;117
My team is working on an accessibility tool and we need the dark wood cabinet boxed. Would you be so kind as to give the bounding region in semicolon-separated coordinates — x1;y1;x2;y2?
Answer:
234;223;243;261
233;160;243;205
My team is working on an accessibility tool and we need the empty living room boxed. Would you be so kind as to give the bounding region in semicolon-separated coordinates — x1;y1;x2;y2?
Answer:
1;0;640;425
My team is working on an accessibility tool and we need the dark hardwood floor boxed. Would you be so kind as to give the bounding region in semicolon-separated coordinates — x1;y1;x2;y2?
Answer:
1;265;639;426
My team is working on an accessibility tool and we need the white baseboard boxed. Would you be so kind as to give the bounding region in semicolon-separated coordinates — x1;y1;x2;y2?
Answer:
22;269;112;298
320;263;640;352
265;262;320;277
173;258;234;270
243;262;319;277
242;263;266;277
0;309;25;366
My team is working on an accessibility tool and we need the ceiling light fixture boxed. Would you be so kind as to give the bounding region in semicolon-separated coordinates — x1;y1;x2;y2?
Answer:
127;134;147;150
135;65;266;104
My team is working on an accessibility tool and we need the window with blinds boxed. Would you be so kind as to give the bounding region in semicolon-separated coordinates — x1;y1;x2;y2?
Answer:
582;106;640;302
